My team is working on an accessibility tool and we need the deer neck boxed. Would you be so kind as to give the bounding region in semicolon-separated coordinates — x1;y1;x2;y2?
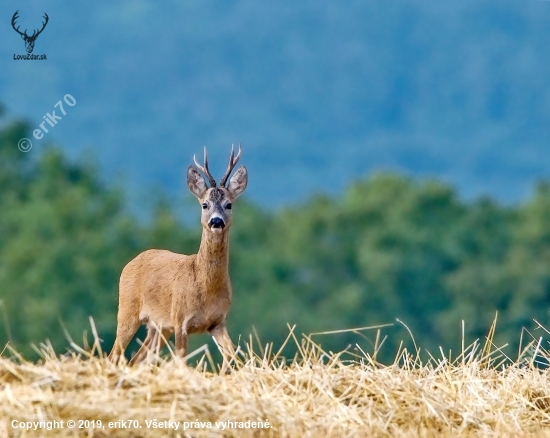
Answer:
196;229;230;281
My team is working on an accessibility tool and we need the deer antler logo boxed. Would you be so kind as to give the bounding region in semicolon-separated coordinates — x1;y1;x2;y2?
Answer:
11;11;49;54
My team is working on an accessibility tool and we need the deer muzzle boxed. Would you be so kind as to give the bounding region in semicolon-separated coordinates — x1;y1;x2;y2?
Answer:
209;216;226;231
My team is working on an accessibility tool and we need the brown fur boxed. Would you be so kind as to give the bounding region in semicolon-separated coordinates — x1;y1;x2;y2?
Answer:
108;148;248;373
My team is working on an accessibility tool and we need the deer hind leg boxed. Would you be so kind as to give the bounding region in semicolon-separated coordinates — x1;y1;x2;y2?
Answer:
108;321;140;364
129;326;172;365
154;328;173;356
128;325;158;366
209;323;235;374
108;309;141;365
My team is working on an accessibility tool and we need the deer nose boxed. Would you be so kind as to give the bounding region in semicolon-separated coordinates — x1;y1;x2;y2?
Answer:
209;217;225;229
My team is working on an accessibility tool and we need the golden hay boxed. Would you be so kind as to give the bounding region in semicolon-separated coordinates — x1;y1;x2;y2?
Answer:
1;322;550;437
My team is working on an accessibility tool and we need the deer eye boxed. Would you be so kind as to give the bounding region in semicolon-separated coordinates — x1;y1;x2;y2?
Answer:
202;203;208;209
225;203;232;210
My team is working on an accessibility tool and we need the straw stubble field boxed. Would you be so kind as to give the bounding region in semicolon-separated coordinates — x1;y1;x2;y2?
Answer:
1;323;550;437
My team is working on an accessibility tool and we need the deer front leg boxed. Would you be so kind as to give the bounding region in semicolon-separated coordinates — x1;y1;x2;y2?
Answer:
175;328;189;359
210;323;235;374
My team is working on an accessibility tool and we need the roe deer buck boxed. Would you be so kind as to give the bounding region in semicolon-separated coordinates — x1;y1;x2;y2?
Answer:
108;146;248;372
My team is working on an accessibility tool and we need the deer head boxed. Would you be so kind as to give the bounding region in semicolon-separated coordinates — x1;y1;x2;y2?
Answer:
11;11;49;54
187;145;248;234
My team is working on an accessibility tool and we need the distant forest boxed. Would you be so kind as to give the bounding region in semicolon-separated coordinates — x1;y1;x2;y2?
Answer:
0;109;549;364
1;0;549;205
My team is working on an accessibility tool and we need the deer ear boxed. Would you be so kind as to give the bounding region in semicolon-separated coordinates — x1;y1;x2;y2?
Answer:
227;166;248;199
187;165;208;198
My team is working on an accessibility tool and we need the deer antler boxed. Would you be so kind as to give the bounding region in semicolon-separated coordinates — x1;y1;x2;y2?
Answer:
193;147;217;187
220;144;242;187
31;13;49;39
11;11;26;37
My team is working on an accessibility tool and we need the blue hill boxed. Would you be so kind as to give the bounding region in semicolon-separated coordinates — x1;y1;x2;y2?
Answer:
1;0;549;206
